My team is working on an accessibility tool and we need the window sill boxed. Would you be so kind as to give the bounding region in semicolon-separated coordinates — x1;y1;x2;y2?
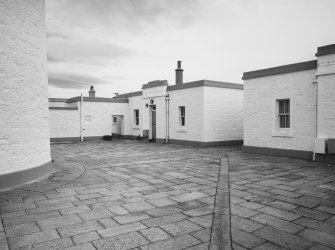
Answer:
176;127;187;132
272;129;294;138
133;126;140;130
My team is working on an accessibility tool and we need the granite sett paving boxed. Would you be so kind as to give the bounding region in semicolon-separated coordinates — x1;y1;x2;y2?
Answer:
1;140;335;250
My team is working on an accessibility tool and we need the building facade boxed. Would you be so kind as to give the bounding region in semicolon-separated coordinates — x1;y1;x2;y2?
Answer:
0;0;51;189
243;44;335;163
49;62;244;146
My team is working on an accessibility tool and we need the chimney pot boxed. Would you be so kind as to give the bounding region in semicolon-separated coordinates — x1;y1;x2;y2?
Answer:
89;86;96;98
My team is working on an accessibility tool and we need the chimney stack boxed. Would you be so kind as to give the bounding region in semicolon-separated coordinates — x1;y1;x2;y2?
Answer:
89;86;95;98
175;61;183;85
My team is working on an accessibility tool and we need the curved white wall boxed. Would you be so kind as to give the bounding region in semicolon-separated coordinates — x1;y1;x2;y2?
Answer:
0;0;51;175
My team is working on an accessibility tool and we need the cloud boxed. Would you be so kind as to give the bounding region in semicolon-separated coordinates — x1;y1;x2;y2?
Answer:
48;72;112;89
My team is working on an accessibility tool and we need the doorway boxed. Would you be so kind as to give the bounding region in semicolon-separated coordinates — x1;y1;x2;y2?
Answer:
149;105;156;141
112;115;123;137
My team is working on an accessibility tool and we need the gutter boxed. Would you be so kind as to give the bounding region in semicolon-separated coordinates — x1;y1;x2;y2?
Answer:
165;95;170;144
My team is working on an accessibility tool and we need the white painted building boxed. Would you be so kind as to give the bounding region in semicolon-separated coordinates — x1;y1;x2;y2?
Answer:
243;44;335;163
49;62;244;146
0;0;51;188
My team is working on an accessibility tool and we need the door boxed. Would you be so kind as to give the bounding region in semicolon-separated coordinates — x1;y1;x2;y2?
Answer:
152;107;156;140
112;115;123;136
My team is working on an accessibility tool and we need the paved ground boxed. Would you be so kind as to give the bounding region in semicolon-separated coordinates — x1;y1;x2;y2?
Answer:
0;140;334;250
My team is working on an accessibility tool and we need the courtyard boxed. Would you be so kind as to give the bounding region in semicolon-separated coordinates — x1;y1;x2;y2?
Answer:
0;140;334;250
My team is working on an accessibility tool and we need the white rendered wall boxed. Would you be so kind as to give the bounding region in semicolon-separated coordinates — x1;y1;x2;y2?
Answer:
0;0;51;175
49;110;80;138
317;54;335;139
204;87;243;142
244;70;316;152
168;87;204;142
128;96;145;137
82;102;129;137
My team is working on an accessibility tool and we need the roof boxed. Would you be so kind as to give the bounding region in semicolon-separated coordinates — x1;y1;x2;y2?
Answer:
316;44;335;57
167;80;243;91
114;91;142;99
242;60;317;80
49;97;129;103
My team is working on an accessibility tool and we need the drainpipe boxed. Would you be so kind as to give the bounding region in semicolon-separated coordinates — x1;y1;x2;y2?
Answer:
313;79;318;161
80;93;84;142
165;95;170;144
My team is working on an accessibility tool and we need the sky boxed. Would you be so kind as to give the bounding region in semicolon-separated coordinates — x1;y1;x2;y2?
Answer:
46;0;335;98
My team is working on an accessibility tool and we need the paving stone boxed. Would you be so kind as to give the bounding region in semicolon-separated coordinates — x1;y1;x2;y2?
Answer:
292;207;332;221
231;242;248;250
122;201;155;212
63;242;96;250
231;204;259;218
72;231;101;245
326;215;335;225
93;231;148;249
140;227;170;242
2;211;61;226
147;197;177;207
114;213;151;224
268;189;302;198
140;234;201;250
269;200;298;211
145;206;182;217
59;205;91;215
26;202;74;215
0;210;26;219
250;213;304;234
185;242;209;250
190;228;211;242
0;239;8;250
0;202;35;213
188;214;213;228
19;237;73;250
98;217;119;228
298;228;335;249
107;205;130;215
142;213;187;227
35;196;78;208
170;192;208;203
315;206;335;215
4;222;40;237
251;242;288;250
231;215;264;233
258;206;301;221
76;193;102;200
232;227;265;249
294;217;335;235
160;220;203;237
307;244;334;250
78;207;113;221
7;229;60;249
238;201;265;210
37;214;82;230
57;220;104;237
253;226;314;250
174;200;207;211
98;222;146;238
183;205;213;217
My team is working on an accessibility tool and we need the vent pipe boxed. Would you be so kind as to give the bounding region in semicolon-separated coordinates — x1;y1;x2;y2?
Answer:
175;61;183;85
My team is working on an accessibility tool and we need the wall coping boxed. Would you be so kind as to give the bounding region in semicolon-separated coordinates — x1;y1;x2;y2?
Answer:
167;80;243;92
49;107;78;110
142;80;168;89
315;44;335;57
242;60;317;80
66;97;129;103
114;91;143;99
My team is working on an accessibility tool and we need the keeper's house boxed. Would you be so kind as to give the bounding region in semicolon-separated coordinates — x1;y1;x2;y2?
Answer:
49;62;244;147
243;44;335;163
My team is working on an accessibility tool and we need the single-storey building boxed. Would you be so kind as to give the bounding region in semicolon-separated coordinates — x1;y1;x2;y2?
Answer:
243;43;335;163
49;62;244;146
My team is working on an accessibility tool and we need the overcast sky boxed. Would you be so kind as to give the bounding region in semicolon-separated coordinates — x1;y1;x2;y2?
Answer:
46;0;335;98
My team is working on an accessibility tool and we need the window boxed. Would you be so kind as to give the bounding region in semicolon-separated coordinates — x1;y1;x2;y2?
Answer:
113;117;117;123
278;99;290;128
179;106;185;127
134;109;139;126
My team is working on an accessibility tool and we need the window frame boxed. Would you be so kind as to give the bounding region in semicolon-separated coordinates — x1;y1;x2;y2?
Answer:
277;99;290;129
134;109;139;126
179;106;186;127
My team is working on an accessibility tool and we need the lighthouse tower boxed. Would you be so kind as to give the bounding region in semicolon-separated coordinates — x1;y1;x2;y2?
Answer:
0;0;51;188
